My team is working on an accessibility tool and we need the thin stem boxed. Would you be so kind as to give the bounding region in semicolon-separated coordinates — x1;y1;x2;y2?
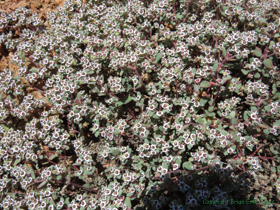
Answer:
265;52;277;58
72;165;80;171
67;118;70;131
213;0;219;20
260;186;280;201
250;144;263;157
56;180;98;193
195;3;201;16
128;65;147;92
254;156;277;161
9;190;27;196
70;129;80;133
28;85;45;93
183;0;190;23
175;79;178;100
128;108;136;120
97;80;119;99
211;87;220;106
48;159;57;165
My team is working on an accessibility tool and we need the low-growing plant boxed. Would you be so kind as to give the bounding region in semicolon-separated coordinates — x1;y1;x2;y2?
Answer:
0;0;280;209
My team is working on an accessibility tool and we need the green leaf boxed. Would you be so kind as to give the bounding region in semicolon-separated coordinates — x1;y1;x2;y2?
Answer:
30;67;39;73
220;130;228;136
236;159;243;165
115;101;123;107
229;111;236;118
106;174;114;179
273;120;280;127
208;112;215;117
152;114;159;119
125;197;132;208
183;161;193;170
110;148;120;157
231;118;237;124
77;92;81;102
221;76;231;85
264;105;271;113
259;124;270;129
31;169;36;180
264;59;274;69
155;53;162;63
194;84;199;92
65;197;70;205
251;106;257;112
269;41;275;49
253;47;262;57
254;72;260;78
124;96;132;104
212;62;218;72
94;131;99;137
259;17;266;24
222;47;227;57
243;111;249;120
263;129;270;135
232;134;239;141
66;171;71;184
52;193;57;200
38;180;48;189
176;13;183;20
83;184;90;188
50;154;57;160
200;81;210;88
175;158;181;166
241;69;248;75
13;158;21;166
196;117;206;125
200;98;208;106
162;162;169;169
84;171;93;175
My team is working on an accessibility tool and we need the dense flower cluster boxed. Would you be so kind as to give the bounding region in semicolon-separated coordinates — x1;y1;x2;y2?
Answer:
0;0;280;209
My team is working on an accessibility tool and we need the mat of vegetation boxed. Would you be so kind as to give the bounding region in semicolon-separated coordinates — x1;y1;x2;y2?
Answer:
0;0;280;209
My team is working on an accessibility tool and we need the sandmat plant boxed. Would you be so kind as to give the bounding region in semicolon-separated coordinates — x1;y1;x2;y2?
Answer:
0;0;280;209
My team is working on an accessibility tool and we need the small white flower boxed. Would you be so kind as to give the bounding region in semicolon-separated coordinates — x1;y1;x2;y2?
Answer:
156;111;163;116
173;164;179;170
105;189;111;195
178;144;185;150
123;152;130;159
250;111;258;119
120;147;127;152
151;144;157;150
161;168;168;175
114;169;120;176
102;151;108;158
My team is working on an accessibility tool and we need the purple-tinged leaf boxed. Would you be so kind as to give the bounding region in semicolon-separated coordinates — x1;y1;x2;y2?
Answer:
37;180;48;189
253;47;262;57
264;59;274;69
